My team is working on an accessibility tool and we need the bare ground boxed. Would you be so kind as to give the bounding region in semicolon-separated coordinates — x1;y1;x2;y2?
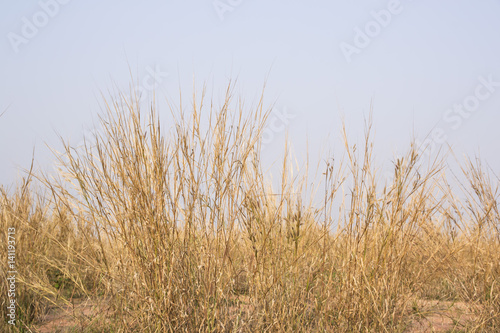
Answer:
32;297;479;332
33;298;112;333
406;300;478;332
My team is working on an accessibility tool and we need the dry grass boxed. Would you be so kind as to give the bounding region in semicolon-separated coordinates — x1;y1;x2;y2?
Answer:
1;83;499;332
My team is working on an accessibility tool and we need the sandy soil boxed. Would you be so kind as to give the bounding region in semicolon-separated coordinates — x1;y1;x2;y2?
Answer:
34;298;111;333
406;300;477;332
33;297;478;332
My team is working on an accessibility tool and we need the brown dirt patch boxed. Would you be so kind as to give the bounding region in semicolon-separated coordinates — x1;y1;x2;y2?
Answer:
406;300;478;332
32;297;480;332
33;297;111;332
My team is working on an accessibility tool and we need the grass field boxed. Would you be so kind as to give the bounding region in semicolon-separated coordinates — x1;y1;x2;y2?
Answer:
1;84;499;332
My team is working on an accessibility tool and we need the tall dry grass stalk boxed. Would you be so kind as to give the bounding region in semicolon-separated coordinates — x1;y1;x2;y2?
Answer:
1;82;499;332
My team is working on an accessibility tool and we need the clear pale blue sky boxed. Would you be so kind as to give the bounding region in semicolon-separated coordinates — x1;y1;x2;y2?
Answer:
1;0;500;186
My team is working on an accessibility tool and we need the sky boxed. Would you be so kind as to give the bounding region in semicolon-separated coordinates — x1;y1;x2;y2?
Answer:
1;0;500;190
